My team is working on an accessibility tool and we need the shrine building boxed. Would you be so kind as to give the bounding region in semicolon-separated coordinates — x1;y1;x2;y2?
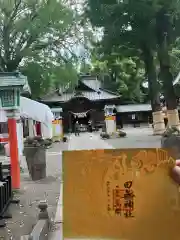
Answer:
40;74;152;132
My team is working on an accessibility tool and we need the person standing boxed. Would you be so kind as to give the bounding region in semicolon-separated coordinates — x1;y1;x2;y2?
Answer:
88;120;92;132
132;114;136;128
74;121;80;136
119;115;123;129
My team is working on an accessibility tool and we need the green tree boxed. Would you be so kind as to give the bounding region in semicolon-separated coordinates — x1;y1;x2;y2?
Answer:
21;61;53;99
155;4;178;110
86;0;161;111
171;38;180;78
117;57;145;103
21;59;78;99
91;52;146;103
0;0;75;71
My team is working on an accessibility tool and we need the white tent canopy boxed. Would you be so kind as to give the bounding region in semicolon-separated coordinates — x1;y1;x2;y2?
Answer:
0;97;54;123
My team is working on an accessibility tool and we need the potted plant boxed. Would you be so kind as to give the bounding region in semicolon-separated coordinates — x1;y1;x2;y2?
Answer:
100;132;110;139
118;130;127;138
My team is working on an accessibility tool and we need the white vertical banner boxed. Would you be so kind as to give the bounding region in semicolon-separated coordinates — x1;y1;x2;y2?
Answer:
28;119;34;137
16;121;24;157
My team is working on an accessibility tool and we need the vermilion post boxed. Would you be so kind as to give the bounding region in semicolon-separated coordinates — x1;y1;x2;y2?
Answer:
8;117;20;189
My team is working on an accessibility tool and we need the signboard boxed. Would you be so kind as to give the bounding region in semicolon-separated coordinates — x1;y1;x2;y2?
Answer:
105;115;116;121
0;88;20;110
63;148;180;240
16;121;23;156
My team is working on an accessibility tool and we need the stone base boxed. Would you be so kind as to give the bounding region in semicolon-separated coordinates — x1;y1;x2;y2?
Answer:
167;109;180;129
152;111;165;135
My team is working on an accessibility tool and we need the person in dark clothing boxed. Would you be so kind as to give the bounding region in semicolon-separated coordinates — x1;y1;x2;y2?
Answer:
88;120;92;132
164;117;168;127
119;117;123;129
74;121;80;136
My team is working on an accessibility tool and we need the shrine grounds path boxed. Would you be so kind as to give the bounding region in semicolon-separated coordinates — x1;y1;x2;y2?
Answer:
0;141;68;240
106;127;161;149
0;127;161;239
49;127;161;240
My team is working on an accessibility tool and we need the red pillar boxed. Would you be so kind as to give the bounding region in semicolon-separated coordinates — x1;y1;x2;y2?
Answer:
8;118;20;189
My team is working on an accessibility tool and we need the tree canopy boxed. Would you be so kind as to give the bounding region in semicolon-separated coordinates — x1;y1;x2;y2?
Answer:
0;0;90;98
85;0;180;109
90;49;147;103
0;0;77;71
1;0;180;103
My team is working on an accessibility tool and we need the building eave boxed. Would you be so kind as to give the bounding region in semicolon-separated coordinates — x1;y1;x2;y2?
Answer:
116;103;152;113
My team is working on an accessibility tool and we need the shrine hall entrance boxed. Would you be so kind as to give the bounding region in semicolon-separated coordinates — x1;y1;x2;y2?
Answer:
70;111;91;132
63;95;104;133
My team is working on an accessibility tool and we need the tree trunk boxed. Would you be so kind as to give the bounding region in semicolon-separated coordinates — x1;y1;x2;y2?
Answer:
141;44;165;135
156;8;179;128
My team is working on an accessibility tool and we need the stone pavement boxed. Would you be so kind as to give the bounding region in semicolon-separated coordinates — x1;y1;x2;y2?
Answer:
107;127;161;148
0;141;68;240
49;133;114;240
68;132;114;150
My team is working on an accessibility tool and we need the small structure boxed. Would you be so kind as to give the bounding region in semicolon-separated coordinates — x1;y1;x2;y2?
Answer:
116;104;152;127
20;97;54;139
0;97;54;145
104;105;117;134
51;107;63;141
0;72;26;189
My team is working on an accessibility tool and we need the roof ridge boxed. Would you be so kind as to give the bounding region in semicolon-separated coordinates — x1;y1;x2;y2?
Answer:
81;77;119;95
99;88;119;96
79;79;97;92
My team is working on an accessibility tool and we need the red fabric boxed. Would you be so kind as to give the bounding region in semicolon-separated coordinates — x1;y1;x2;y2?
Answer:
36;122;41;136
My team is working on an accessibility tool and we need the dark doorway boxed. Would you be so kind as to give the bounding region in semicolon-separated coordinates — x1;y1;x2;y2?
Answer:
71;112;91;132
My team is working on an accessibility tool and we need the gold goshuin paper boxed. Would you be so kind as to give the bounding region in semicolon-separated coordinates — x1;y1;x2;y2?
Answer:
63;148;180;240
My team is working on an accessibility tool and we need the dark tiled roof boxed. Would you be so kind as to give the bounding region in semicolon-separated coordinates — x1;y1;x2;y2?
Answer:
0;75;26;87
42;90;119;102
81;78;101;91
42;76;120;102
0;73;31;94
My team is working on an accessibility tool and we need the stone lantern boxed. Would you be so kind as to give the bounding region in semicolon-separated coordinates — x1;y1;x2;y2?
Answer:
0;72;26;110
0;72;26;189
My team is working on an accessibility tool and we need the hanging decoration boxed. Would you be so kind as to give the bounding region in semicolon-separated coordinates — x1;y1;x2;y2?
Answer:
69;110;92;118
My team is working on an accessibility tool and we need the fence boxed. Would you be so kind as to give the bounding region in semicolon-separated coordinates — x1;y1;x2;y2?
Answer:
0;161;14;227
